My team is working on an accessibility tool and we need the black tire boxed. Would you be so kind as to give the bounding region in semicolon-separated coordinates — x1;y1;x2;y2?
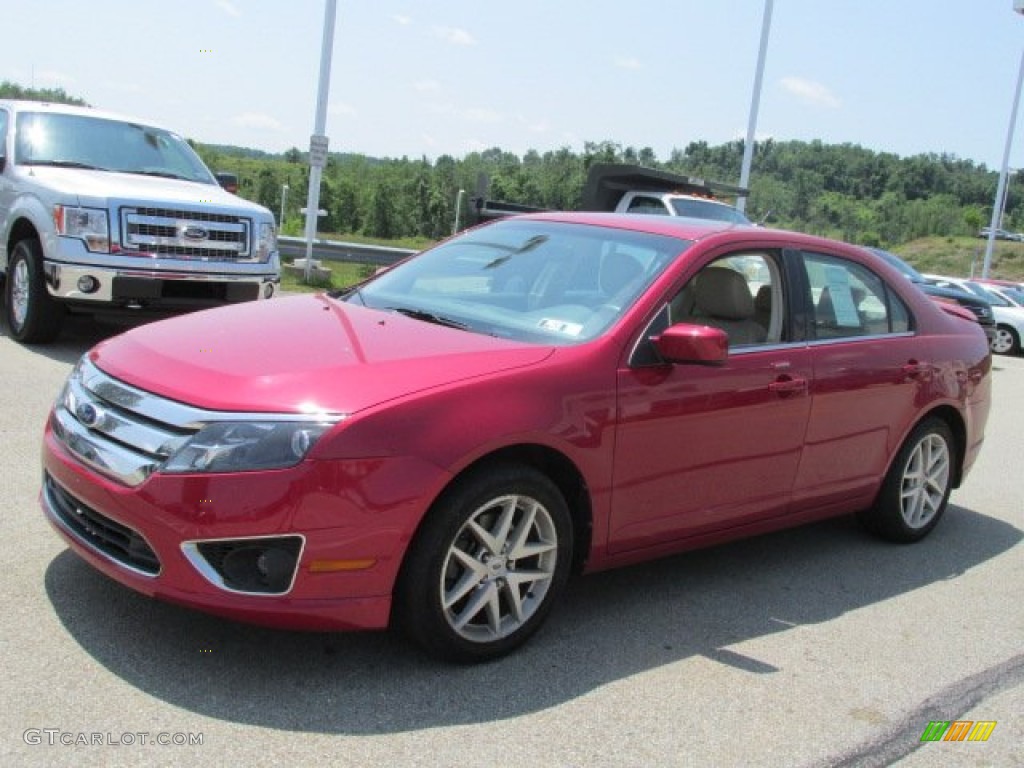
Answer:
858;417;956;543
4;238;63;344
396;464;573;662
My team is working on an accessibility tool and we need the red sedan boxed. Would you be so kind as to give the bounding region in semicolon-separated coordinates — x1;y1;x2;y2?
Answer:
41;213;991;661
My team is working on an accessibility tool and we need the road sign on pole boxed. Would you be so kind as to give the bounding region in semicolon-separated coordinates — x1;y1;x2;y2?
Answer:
309;135;330;169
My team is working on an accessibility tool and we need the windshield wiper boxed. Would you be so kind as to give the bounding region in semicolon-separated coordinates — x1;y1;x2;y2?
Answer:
386;306;468;331
131;170;192;181
24;160;108;171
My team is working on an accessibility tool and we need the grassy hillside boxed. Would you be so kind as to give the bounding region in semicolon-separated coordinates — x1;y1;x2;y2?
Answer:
893;236;1024;281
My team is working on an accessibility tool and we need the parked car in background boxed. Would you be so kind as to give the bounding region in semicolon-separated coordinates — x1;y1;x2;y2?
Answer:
42;214;991;661
977;227;1023;241
926;274;1024;355
867;249;995;341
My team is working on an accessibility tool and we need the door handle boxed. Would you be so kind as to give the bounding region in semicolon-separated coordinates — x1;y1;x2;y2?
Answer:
769;375;808;395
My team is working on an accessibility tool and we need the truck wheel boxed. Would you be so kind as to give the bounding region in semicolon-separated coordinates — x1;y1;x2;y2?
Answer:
396;464;573;662
4;238;63;344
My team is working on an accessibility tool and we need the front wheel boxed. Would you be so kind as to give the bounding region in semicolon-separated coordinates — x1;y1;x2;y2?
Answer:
4;238;64;344
396;464;573;662
990;325;1020;355
858;418;956;543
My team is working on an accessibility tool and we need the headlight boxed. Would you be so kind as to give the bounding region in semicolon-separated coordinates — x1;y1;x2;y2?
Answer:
254;221;277;262
54;205;110;253
161;421;333;474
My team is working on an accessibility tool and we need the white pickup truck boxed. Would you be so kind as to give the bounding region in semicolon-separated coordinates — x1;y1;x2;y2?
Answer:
581;163;752;224
0;100;280;343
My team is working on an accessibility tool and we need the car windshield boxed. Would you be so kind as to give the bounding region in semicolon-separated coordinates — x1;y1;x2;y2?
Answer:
14;111;216;184
993;285;1024;306
962;281;1009;306
346;219;688;344
870;248;924;281
669;197;750;224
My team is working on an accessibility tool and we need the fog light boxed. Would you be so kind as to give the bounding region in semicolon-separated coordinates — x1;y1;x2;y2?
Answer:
189;536;303;594
77;275;100;294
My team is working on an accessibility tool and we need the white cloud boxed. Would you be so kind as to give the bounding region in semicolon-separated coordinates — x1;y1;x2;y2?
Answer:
614;56;642;70
516;114;549;134
216;0;241;18
414;79;441;94
433;26;477;46
103;81;144;94
232;112;284;131
391;14;413;26
464;107;502;123
329;102;357;116
35;69;75;86
780;76;841;108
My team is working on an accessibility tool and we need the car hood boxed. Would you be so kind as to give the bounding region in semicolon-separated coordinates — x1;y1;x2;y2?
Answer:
89;295;555;414
19;166;267;213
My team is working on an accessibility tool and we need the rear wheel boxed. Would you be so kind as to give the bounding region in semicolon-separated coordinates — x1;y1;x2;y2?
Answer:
858;418;955;543
4;238;63;343
396;464;573;662
990;325;1020;355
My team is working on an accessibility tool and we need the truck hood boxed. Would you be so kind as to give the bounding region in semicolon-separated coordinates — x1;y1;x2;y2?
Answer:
89;295;555;414
20;166;267;214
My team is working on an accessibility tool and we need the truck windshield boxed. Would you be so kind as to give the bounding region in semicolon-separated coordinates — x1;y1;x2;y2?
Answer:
348;220;688;345
14;111;215;184
670;198;751;225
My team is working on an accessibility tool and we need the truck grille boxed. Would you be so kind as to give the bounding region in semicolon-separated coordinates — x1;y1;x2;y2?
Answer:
120;207;251;260
44;472;161;575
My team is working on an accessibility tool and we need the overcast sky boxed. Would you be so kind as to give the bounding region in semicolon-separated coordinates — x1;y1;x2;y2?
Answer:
7;0;1024;170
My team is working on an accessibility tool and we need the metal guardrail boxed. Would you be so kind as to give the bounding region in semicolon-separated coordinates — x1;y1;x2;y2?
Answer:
278;236;417;267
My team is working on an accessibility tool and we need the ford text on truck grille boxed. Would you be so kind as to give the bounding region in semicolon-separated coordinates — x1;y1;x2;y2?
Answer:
0;100;280;343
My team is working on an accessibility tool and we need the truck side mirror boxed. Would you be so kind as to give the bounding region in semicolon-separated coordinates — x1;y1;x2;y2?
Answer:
215;172;239;194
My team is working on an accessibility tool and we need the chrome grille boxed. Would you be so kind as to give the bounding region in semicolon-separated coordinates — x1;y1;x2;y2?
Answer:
120;207;251;260
51;359;201;486
50;357;344;487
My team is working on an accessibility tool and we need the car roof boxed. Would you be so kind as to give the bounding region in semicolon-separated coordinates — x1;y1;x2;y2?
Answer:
0;99;168;131
512;210;869;254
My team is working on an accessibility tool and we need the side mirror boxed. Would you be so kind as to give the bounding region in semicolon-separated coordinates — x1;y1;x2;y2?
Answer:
215;172;239;194
652;324;729;364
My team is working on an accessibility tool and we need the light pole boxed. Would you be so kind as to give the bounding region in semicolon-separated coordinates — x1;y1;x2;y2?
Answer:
738;0;774;213
279;184;289;230
982;2;1024;278
302;0;338;283
452;189;466;235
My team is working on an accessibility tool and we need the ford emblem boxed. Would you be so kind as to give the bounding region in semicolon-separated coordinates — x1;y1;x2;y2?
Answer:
76;402;103;428
182;225;208;241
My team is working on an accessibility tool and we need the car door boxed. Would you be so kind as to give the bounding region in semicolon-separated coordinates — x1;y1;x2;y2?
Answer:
608;246;813;554
791;249;923;514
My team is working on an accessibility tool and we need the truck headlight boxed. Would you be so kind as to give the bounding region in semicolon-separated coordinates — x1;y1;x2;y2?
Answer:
160;421;334;474
54;205;110;253
254;221;277;262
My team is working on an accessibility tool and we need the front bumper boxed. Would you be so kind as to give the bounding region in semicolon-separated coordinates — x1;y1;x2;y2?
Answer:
44;261;280;306
40;420;448;631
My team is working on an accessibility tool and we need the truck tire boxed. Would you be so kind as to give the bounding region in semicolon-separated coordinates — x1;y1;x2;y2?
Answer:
4;238;64;344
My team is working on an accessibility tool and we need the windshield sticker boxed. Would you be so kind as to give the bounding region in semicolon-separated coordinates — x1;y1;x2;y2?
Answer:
538;318;584;337
823;267;861;327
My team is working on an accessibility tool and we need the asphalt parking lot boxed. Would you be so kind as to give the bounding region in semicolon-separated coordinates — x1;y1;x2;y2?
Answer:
1;312;1021;768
